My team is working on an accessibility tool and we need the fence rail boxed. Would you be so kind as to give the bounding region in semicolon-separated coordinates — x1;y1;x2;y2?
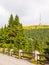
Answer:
0;48;49;64
37;54;49;65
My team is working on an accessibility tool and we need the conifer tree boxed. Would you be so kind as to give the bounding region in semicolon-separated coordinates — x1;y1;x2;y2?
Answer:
8;14;14;26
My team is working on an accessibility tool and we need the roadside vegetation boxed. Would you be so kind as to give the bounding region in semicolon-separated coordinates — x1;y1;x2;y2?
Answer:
0;14;49;55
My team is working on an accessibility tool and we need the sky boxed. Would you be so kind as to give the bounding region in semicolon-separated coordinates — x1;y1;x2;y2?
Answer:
0;0;49;27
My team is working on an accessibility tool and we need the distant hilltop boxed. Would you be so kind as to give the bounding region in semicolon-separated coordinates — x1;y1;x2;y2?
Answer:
23;25;49;29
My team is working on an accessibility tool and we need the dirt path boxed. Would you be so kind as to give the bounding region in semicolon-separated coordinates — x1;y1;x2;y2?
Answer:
0;54;36;65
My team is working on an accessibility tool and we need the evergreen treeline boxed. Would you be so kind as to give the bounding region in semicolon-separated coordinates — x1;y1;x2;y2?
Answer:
24;29;49;54
0;14;29;51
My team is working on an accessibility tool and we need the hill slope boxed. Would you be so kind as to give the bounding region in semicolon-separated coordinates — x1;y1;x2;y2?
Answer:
23;25;49;29
24;25;49;53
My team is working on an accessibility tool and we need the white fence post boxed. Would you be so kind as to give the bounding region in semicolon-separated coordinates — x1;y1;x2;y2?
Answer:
19;49;23;59
33;51;40;61
4;48;8;54
10;49;14;56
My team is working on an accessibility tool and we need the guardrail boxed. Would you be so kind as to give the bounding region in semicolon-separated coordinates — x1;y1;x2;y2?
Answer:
37;54;49;65
0;48;49;64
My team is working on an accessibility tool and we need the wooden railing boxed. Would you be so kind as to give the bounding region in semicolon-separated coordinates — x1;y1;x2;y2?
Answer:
20;52;34;60
0;48;49;64
0;49;34;60
37;54;49;65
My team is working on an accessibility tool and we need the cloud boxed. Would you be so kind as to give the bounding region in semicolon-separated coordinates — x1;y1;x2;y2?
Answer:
0;6;9;16
0;0;49;27
0;6;10;27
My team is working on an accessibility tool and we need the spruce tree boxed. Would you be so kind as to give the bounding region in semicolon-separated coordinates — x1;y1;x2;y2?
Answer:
8;14;14;26
5;14;29;51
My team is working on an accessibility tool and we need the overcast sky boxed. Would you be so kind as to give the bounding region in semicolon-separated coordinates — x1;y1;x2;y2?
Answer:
0;0;49;27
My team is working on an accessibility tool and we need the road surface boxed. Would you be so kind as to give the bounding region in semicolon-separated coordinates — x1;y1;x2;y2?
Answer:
0;54;35;65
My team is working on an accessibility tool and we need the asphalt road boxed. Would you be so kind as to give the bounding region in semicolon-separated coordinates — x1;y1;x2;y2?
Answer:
0;54;36;65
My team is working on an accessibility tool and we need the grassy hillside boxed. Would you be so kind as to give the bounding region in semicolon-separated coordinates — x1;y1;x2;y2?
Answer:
23;25;49;29
23;25;49;43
